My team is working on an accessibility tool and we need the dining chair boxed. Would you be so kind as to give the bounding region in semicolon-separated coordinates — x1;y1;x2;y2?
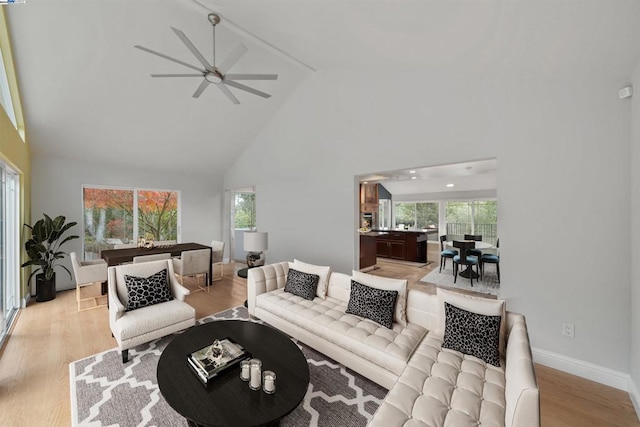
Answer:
70;252;108;311
133;253;171;263
464;234;483;258
481;238;500;283
211;240;225;281
172;248;211;292
439;235;458;273
453;240;480;286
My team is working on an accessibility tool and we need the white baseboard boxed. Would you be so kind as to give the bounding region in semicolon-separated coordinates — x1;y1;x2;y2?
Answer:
21;293;30;308
532;347;630;391
630;378;640;420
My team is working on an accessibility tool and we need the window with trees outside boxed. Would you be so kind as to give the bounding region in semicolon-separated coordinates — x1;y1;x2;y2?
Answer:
234;192;255;229
394;202;439;230
445;200;497;245
83;187;179;259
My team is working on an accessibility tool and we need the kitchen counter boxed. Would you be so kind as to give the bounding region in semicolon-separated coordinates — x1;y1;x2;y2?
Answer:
359;229;437;268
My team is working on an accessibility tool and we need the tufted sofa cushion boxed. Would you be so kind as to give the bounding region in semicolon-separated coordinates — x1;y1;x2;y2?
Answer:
368;334;506;427
256;288;426;375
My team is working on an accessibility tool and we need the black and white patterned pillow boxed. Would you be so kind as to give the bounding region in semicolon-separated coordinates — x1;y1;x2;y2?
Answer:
346;280;398;329
284;268;319;301
124;268;173;311
442;302;502;367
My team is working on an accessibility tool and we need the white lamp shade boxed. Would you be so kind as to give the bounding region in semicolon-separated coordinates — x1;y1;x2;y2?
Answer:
244;231;268;252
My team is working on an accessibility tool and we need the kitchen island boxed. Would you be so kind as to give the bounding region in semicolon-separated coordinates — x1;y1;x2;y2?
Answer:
359;229;438;270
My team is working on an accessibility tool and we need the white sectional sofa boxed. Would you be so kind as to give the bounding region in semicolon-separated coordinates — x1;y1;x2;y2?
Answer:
247;261;539;427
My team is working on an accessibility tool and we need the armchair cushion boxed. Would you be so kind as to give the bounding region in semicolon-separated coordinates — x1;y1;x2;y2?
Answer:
124;268;173;311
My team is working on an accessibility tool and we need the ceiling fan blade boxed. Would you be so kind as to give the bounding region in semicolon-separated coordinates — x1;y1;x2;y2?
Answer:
216;84;240;105
225;74;278;81
151;74;203;78
217;43;248;74
192;79;210;98
224;80;271;99
134;45;204;73
171;27;213;71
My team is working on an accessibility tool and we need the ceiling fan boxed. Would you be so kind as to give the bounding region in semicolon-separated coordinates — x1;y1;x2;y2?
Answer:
134;13;278;104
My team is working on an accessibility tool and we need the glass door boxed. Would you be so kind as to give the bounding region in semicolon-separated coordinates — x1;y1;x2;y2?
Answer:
1;165;19;348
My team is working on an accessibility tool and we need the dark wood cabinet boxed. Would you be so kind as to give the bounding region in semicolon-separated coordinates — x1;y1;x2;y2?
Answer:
375;232;406;259
360;184;379;213
371;230;436;263
359;234;377;270
388;241;406;259
376;239;390;257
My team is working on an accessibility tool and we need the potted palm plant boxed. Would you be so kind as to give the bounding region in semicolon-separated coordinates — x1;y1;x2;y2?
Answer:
21;214;79;302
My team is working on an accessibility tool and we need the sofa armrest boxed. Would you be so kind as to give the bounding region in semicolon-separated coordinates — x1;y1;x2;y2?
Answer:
504;312;540;427
247;262;289;315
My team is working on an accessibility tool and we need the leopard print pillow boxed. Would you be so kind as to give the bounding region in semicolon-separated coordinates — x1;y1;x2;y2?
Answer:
346;280;398;329
442;302;501;367
124;268;173;311
284;268;319;301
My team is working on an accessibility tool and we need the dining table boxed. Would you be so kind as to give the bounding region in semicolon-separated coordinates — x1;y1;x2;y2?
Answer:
100;242;213;286
445;240;494;279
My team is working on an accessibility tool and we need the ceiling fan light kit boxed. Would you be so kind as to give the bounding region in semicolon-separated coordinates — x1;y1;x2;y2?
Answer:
134;13;278;104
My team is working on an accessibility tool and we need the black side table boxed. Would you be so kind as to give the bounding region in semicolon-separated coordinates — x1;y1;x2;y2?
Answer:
237;267;250;279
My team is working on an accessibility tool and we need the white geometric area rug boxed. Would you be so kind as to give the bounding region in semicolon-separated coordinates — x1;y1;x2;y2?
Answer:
421;262;500;296
70;306;387;427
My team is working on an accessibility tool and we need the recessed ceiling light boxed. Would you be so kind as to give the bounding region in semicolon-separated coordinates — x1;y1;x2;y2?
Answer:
363;181;368;184
411;176;417;180
409;170;416;174
446;183;454;187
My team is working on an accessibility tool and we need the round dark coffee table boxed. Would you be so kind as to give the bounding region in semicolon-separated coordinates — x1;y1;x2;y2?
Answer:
157;320;309;427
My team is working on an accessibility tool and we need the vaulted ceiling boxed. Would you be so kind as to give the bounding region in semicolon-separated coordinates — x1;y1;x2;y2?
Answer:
7;0;640;175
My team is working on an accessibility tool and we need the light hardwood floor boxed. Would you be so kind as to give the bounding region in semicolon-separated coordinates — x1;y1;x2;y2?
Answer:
0;260;637;426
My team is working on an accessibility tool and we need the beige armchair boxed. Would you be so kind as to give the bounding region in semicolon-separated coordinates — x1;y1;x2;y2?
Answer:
70;252;108;311
108;259;195;363
172;248;211;292
211;240;225;281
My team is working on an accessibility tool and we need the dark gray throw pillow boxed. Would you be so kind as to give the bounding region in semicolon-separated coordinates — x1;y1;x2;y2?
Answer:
442;302;501;367
284;268;319;300
124;268;173;311
346;280;397;329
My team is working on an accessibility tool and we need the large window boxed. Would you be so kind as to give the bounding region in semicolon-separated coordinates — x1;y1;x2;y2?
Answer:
445;200;497;244
83;187;180;259
393;202;439;230
233;192;256;229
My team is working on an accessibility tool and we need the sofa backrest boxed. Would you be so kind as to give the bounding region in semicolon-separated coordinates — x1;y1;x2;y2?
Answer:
406;289;439;331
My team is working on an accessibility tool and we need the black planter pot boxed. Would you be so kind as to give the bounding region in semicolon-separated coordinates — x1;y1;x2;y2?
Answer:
35;272;56;302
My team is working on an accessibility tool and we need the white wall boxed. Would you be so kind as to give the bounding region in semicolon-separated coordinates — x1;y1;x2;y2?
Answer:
225;70;632;375
30;156;224;291
631;64;640;413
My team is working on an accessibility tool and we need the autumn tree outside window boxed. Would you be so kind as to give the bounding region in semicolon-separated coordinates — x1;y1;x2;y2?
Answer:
83;187;179;259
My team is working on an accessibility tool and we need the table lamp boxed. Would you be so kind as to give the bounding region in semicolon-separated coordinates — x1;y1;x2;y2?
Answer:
244;231;268;267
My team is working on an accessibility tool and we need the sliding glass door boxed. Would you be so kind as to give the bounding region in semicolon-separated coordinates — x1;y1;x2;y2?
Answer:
0;164;19;347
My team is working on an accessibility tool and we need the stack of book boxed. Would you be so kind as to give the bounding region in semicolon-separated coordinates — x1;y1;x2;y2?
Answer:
187;337;250;386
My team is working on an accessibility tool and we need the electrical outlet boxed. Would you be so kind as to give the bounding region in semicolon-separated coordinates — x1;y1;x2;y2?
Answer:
562;323;575;338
